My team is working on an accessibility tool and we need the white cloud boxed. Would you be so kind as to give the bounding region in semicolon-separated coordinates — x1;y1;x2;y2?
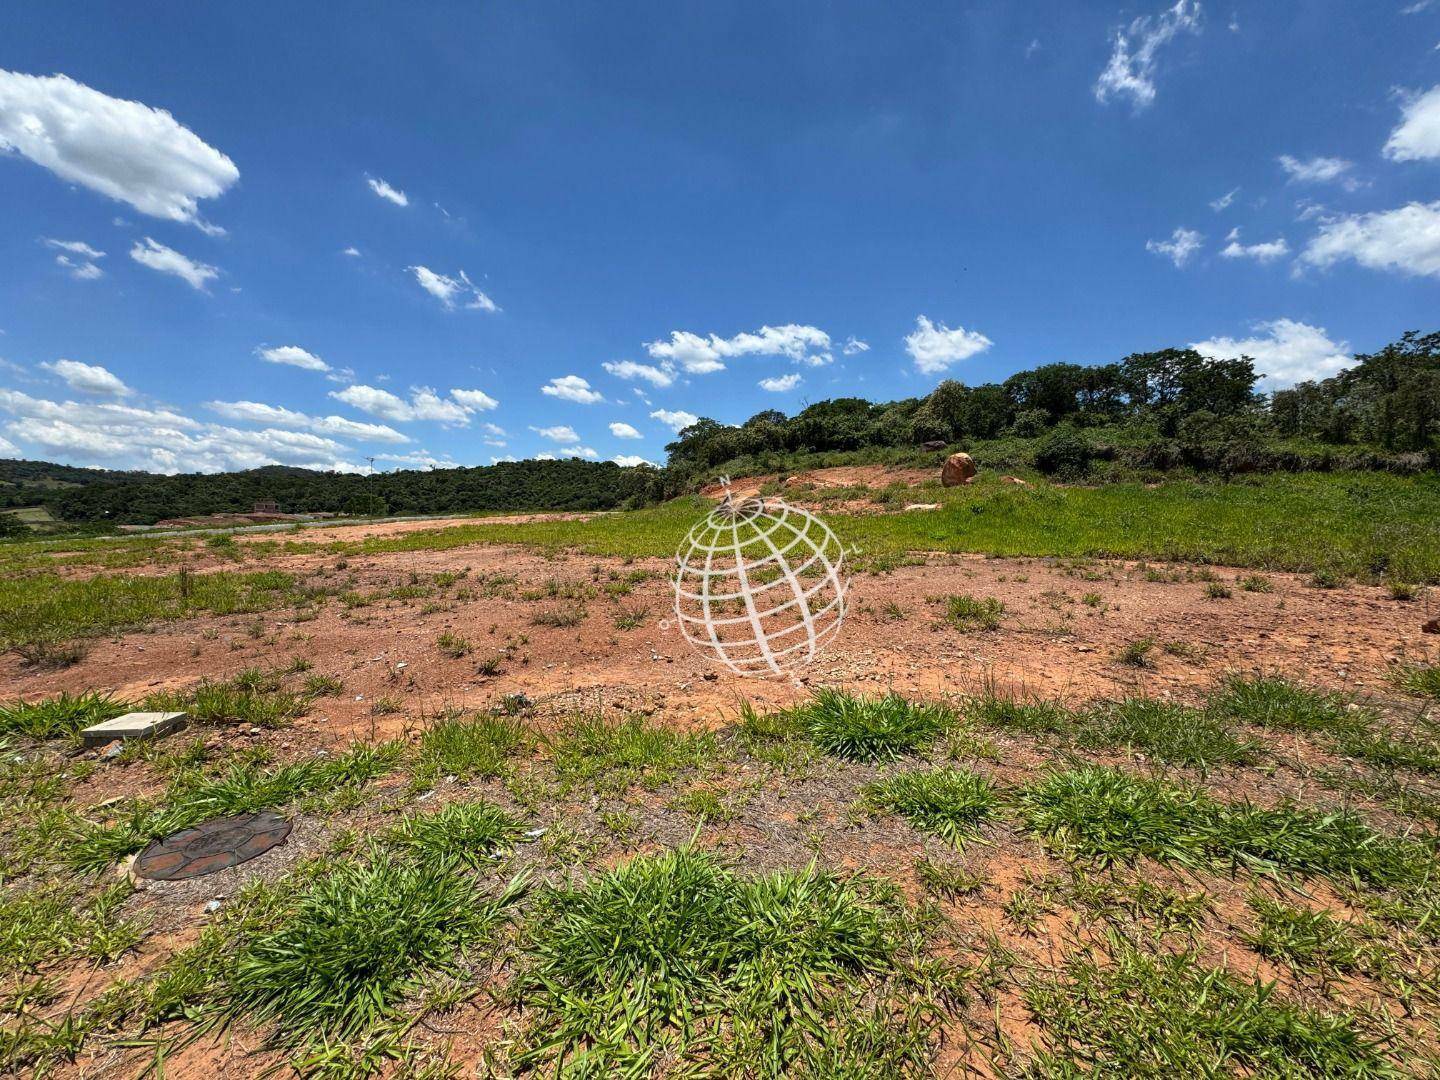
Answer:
491;454;518;464
1094;0;1202;110
407;265;499;312
1298;201;1440;278
1278;154;1360;190
602;359;676;387
482;421;506;437
257;345;330;373
645;324;831;374
609;421;642;438
0;433;18;456
40;359;129;396
1145;226;1203;267
541;374;604;404
650;408;699;433
613;454;656;467
534;452;556;461
759;373;802;392
904;316;993;374
1191;318;1351;390
841;335;870;355
1219;228;1289;262
1210;187;1239;212
366;176;408;206
130;237;218;290
450;388;499;411
0;70;237;230
562;446;598;458
204;400;410;443
43;238;104;260
1384;85;1440;162
0;389;364;474
1402;1;1437;14
55;255;104;280
328;384;477;425
342;246;361;257
373;451;458;470
532;424;580;443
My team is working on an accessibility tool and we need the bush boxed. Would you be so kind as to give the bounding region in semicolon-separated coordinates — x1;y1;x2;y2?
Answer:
1032;426;1094;478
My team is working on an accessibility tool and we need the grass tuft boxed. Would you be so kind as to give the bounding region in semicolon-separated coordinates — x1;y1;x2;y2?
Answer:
780;689;956;762
414;713;527;783
385;800;527;869
859;768;999;845
546;713;715;792
0;691;129;740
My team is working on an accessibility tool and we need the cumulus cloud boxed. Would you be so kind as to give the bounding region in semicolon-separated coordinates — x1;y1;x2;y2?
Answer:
0;70;237;230
1094;0;1202;110
204;400;410;443
609;421;642;439
645;324;831;374
1298;201;1440;278
366;176;408;206
532;424;580;443
407;265;499;312
328;384;478;425
342;246;361;257
613;454;656;467
842;335;870;355
257;345;330;373
1145;226;1203;267
39;359;129;396
1384;85;1440;162
650;408;699;433
450;388;499;411
1191;319;1351;390
130;237;218;290
541;374;604;404
602;359;676;387
1219;228;1289;262
759;373;802;392
0;388;364;474
1278;154;1360;190
904;316;993;375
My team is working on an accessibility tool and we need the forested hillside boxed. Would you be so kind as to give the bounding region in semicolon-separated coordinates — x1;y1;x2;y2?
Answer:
3;331;1436;529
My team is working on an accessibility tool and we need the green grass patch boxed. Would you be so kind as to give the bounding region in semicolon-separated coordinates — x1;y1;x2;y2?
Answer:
941;594;1005;632
859;767;1000;845
413;713;528;783
1018;767;1435;892
227;851;522;1043
385;800;527;870
1085;698;1259;769
1391;661;1440;700
0;568;301;650
774;689;956;762
1244;894;1373;975
545;713;715;792
0;690;128;740
1024;942;1397;1077
513;847;930;1075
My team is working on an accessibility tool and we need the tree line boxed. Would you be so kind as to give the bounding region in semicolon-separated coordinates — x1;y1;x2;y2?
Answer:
2;330;1436;528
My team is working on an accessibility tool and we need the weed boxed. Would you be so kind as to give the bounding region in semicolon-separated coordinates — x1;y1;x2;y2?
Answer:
414;714;527;783
228;851;522;1042
370;696;403;716
1309;568;1345;589
1387;581;1421;602
385;801;527;870
1391;661;1440;700
1115;637;1155;668
302;674;344;697
0;691;128;740
531;603;586;628
613;605;649;630
913;858;984;900
1244;894;1371;975
513;847;918;1075
1204;582;1233;600
859;768;999;846
15;636;89;669
1024;941;1395;1076
1086;698;1259;768
941;594;1004;632
967;692;1077;736
1239;574;1274;592
435;632;472;659
779;689;956;762
546;713;715;792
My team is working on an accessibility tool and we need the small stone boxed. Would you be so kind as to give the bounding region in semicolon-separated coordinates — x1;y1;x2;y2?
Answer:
204;899;222;914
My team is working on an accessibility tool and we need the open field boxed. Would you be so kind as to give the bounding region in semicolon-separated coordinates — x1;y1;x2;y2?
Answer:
4;472;1440;1076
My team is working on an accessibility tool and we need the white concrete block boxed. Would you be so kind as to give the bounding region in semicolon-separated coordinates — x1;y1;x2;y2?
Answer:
82;711;187;747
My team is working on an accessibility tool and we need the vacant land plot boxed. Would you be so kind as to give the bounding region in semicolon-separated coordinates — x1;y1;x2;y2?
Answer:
3;476;1440;1077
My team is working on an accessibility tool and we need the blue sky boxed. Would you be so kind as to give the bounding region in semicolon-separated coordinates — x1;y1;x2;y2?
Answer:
1;1;1438;474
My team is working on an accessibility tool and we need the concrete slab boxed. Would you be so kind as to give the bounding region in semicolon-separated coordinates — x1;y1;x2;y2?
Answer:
82;711;187;747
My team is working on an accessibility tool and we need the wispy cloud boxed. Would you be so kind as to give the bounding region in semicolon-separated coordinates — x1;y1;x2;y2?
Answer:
1094;0;1202;110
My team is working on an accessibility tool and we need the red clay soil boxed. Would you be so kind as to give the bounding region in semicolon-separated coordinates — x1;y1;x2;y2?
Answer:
7;540;1436;750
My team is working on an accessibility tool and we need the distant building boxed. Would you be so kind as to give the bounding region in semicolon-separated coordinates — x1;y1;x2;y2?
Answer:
253;499;280;514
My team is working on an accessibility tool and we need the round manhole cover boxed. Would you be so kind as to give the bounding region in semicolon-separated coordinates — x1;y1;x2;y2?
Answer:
135;811;293;880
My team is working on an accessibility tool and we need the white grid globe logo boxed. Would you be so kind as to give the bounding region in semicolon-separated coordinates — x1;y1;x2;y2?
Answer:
671;491;849;677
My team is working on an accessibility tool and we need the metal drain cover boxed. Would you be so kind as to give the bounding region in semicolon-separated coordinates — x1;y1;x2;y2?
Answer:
135;811;292;880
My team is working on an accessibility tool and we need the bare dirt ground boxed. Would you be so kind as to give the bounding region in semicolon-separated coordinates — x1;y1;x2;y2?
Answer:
9;542;1435;743
7;528;1440;1077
